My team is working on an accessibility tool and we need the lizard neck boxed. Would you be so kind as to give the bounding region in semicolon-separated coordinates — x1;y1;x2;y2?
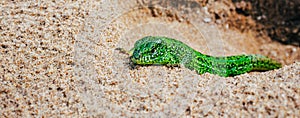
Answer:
184;51;215;75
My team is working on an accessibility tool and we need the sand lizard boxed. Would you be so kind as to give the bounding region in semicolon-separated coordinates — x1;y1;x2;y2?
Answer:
117;36;281;77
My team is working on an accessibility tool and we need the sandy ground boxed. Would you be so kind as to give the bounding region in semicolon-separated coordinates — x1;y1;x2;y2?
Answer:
1;0;299;117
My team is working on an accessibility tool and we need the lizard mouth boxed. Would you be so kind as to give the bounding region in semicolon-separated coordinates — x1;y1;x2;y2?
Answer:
130;56;138;64
130;55;144;65
130;55;155;65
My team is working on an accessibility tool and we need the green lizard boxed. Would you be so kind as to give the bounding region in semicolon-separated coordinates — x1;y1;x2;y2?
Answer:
117;36;281;77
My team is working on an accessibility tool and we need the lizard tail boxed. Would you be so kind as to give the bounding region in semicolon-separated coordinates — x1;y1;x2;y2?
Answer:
186;52;281;77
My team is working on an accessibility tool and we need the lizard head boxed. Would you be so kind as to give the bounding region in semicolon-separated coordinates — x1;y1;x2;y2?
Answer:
130;36;169;65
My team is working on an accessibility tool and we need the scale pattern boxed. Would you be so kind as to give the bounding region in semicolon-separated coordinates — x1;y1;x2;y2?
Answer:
129;36;281;77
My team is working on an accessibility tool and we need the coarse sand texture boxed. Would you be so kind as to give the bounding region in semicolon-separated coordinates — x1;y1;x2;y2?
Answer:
1;1;299;117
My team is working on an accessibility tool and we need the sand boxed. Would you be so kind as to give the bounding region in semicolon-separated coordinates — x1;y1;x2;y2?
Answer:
1;0;299;117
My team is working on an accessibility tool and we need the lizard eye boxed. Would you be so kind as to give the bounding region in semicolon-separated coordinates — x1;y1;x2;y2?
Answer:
150;48;156;54
148;42;160;53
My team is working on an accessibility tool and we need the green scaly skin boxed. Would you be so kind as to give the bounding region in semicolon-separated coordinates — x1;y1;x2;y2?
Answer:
127;36;282;77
